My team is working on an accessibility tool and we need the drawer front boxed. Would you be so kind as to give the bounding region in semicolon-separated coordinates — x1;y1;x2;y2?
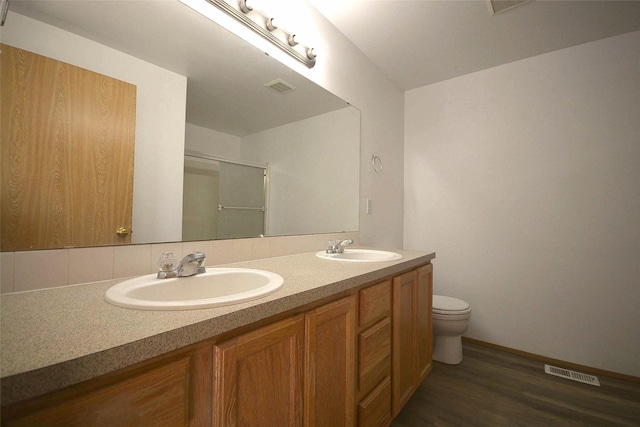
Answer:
359;280;391;328
359;317;391;396
358;376;392;427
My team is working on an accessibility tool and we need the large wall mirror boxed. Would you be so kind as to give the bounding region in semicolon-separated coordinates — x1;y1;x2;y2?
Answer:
1;0;360;251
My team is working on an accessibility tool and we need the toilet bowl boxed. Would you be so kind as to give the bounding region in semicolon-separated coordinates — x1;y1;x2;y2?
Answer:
432;295;471;365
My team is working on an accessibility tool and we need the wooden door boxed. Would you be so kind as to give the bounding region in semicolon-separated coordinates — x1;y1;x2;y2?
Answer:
214;315;305;427
1;44;136;251
304;295;356;427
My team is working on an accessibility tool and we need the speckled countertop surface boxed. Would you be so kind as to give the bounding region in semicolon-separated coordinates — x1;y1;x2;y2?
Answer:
1;248;435;405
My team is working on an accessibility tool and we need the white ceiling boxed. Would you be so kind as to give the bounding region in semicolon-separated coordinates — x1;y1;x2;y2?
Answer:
309;0;640;91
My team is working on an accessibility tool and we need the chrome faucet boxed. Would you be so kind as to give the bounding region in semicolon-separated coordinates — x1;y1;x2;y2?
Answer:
326;239;354;254
157;251;206;278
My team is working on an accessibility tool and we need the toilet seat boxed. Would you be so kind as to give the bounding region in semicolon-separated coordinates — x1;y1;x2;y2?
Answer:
433;295;471;316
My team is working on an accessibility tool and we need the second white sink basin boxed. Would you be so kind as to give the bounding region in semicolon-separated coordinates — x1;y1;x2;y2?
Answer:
316;249;402;262
105;268;284;310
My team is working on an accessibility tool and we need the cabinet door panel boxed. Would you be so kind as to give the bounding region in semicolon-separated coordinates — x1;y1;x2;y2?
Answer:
214;315;304;427
5;345;212;427
305;296;356;427
417;264;434;382
392;270;418;417
391;264;434;417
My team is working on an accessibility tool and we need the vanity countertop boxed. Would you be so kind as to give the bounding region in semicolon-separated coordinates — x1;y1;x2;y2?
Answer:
0;248;435;406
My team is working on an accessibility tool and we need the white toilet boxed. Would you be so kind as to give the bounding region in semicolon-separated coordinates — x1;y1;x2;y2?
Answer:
432;295;471;365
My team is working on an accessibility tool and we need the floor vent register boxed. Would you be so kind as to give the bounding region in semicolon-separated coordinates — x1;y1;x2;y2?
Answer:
544;364;600;386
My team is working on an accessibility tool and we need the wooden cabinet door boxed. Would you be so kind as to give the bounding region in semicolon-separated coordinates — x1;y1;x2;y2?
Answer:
214;315;305;427
304;296;356;427
1;44;136;251
416;264;433;382
391;264;434;417
391;270;418;416
3;344;212;427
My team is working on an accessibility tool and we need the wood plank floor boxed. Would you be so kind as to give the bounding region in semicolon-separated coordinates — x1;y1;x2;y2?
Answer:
391;341;640;426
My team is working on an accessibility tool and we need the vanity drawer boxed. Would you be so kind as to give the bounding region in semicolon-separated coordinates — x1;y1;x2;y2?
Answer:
359;317;391;395
359;280;391;328
358;376;392;427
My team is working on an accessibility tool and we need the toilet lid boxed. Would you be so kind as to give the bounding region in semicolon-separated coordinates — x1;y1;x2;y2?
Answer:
433;295;470;314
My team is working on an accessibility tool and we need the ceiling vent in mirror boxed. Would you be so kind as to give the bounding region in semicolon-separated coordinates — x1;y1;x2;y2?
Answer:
487;0;530;15
265;79;296;94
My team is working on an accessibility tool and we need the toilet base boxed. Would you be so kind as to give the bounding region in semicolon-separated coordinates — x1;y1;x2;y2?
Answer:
433;334;463;365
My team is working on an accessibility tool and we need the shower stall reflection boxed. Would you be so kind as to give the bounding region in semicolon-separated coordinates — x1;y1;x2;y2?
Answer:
182;155;267;240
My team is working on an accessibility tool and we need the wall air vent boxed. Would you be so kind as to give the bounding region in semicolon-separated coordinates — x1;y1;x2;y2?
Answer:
264;79;296;94
487;0;530;15
544;364;601;386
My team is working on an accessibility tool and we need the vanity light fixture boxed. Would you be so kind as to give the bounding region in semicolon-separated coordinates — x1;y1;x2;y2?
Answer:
204;0;316;68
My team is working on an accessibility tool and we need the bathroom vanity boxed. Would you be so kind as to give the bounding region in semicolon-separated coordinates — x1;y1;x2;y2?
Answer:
0;249;435;426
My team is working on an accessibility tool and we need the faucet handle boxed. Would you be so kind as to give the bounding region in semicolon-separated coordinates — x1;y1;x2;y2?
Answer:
326;240;339;254
158;253;178;272
192;251;206;274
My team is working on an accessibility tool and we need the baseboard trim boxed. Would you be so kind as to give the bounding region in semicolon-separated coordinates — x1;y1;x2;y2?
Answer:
462;337;640;384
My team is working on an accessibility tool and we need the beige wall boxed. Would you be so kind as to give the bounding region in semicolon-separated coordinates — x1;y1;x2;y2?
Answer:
404;30;640;377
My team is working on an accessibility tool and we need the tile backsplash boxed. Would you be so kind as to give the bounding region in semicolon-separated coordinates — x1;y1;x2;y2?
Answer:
0;233;359;293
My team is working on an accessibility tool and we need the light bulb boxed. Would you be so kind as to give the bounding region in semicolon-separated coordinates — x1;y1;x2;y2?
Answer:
239;0;253;13
266;17;278;31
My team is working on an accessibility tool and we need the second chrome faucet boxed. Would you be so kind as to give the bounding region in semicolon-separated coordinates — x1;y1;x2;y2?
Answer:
157;251;206;278
326;239;354;254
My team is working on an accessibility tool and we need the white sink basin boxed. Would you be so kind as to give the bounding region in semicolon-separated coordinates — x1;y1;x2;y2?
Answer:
105;268;284;310
315;249;402;262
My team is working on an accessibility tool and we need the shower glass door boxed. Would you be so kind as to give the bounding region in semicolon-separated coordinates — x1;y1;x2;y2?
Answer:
217;161;266;239
183;155;266;240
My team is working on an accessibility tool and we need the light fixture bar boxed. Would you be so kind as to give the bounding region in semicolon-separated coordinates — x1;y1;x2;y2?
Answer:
206;0;316;68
